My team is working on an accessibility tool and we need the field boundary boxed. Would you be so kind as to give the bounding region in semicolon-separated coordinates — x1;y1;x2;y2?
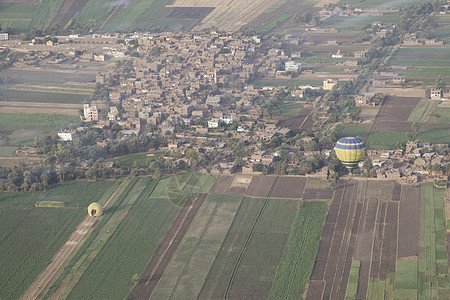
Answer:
128;193;208;299
20;178;128;300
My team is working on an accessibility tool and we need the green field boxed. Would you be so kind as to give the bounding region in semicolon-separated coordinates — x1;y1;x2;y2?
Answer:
199;197;299;299
270;201;328;300
0;113;80;130
113;152;157;168
361;183;450;299
0;89;86;104
337;123;371;139
408;100;429;122
74;0;175;32
276;102;303;116
0;180;118;299
46;174;216;299
345;260;361;299
151;194;244;299
65;177;179;300
367;131;410;149
0;1;64;33
323;14;400;31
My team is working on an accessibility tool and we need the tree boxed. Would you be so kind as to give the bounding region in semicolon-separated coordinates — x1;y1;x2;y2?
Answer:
185;148;199;167
435;76;446;91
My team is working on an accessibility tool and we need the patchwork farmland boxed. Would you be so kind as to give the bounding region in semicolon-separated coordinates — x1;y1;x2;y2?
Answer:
307;180;450;299
2;174;448;299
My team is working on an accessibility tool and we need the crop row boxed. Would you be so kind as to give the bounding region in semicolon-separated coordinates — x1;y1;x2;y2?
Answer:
67;177;182;299
269;201;328;300
151;193;244;299
0;207;84;299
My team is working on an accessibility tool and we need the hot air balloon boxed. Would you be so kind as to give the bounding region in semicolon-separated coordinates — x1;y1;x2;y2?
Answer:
334;137;366;170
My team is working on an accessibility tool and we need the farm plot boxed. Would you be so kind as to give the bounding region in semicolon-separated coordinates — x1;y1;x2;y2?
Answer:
370;96;421;132
269;176;307;198
303;177;333;200
276;107;313;130
150;173;216;205
149;194;244;300
0;112;80;130
226;174;252;195
308;180;450;299
245;175;277;197
66;178;181;300
167;0;281;31
0;89;86;104
210;175;233;194
198;197;299;299
270;201;328;299
0;180;118;299
129;193;208;299
0;101;80;115
388;47;450;81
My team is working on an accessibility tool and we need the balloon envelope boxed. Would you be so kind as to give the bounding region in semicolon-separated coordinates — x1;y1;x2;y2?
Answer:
334;137;366;170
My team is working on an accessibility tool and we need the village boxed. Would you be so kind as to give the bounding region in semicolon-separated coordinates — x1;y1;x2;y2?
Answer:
1;28;449;185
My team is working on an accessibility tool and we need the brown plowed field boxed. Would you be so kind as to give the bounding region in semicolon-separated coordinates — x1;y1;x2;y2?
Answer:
276;107;312;129
268;176;307;198
52;0;90;27
398;185;419;258
307;180;406;300
370;96;421;132
303;187;333;200
379;201;398;279
210;175;233;194
128;194;207;300
245;175;277;197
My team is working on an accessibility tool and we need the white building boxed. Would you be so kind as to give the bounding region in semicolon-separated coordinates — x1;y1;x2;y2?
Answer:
58;131;76;141
0;33;8;41
208;118;220;128
220;116;233;125
285;61;301;73
430;89;442;100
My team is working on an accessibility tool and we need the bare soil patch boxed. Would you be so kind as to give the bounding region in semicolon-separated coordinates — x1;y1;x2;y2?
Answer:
398;185;419;258
269;176;306;198
210;175;233;194
245;175;277;197
371;96;421;132
167;7;214;19
129;194;207;300
276;107;311;129
226;175;252;195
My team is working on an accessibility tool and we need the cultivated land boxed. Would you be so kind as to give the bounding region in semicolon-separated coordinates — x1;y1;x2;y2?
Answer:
10;174;334;300
0;180;119;299
1;173;448;300
307;180;450;300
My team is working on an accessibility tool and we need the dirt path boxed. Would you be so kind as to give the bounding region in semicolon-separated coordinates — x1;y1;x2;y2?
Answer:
128;193;207;299
20;179;128;300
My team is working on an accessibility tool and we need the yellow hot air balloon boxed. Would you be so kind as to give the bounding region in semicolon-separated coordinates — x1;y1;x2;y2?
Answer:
334;137;366;170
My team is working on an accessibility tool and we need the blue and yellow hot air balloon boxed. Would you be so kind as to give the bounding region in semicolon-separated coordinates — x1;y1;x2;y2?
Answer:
334;137;366;170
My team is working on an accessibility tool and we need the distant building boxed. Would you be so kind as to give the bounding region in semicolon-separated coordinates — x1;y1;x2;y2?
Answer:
208;118;220;128
58;131;76;141
430;89;442;100
0;33;8;41
331;49;342;58
83;104;98;121
284;61;301;73
323;79;337;90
